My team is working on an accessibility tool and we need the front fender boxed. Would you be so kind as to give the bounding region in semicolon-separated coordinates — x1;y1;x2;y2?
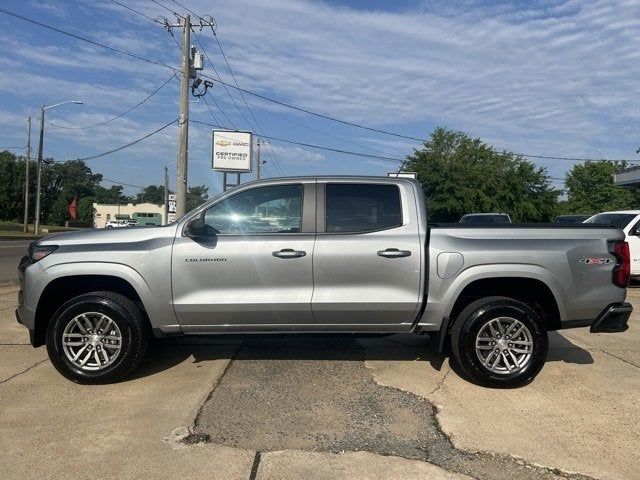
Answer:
39;262;179;334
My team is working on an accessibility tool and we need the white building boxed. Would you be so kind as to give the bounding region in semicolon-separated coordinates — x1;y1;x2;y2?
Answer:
93;202;165;228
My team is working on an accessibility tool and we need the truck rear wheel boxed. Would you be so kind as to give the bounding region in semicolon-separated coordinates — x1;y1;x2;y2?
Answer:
46;291;149;384
451;296;548;388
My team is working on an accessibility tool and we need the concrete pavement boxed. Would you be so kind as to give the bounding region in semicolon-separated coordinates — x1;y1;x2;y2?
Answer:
361;291;640;480
1;284;638;479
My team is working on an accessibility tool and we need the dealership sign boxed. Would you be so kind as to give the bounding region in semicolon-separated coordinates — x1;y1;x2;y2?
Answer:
212;130;253;172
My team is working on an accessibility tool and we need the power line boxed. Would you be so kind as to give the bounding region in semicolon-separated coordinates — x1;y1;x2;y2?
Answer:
198;72;425;143
149;0;184;17
5;6;635;166
169;0;198;17
54;118;177;163
191;32;254;132
204;90;237;129
0;7;176;71
518;153;639;162
102;177;146;189
191;119;404;164
191;29;284;175
208;26;286;176
197;72;640;163
109;0;162;24
46;74;176;129
0;146;25;150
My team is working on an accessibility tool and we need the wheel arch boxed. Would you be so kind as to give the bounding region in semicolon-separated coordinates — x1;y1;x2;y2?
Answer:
33;273;150;347
448;276;562;333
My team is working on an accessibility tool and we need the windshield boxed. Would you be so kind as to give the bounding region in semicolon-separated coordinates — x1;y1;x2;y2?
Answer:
584;213;636;229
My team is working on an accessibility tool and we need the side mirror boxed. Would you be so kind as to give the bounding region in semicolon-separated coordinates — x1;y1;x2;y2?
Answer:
631;228;640;237
184;215;218;238
184;215;206;238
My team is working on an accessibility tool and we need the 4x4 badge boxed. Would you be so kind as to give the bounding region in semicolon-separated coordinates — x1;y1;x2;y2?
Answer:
579;257;613;265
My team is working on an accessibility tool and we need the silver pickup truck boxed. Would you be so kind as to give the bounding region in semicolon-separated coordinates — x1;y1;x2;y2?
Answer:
16;176;632;387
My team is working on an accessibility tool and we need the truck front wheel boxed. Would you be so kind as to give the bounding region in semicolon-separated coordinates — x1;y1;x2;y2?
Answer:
451;296;548;388
46;291;149;384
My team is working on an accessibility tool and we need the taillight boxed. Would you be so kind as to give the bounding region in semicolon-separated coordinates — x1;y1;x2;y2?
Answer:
610;240;630;288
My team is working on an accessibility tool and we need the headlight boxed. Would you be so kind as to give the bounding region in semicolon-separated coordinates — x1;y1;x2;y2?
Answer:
28;244;58;263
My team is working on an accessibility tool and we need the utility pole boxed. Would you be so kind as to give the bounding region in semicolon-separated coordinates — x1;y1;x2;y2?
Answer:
34;106;45;236
162;14;211;217
257;137;261;180
23;116;31;233
175;14;191;219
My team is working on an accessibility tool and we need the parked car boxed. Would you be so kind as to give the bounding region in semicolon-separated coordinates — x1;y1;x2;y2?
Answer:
554;214;592;224
459;212;512;223
16;177;631;388
104;220;130;228
584;210;640;281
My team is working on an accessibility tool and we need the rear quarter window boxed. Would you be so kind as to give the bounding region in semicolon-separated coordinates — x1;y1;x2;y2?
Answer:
325;183;402;233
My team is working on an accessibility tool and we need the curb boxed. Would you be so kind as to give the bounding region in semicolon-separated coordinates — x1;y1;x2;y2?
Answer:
0;236;43;241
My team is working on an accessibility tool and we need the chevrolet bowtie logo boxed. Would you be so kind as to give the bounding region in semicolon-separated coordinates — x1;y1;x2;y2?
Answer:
215;140;231;147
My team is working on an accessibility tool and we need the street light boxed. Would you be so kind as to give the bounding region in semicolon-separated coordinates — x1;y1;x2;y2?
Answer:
34;100;83;235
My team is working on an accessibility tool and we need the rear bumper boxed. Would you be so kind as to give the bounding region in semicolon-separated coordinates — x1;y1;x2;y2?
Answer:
590;302;632;333
561;302;632;333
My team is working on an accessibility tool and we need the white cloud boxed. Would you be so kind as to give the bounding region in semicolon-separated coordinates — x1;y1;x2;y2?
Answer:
268;143;325;164
2;0;640;187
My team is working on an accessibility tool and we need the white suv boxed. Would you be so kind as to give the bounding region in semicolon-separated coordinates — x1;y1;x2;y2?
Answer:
584;210;640;280
105;220;129;228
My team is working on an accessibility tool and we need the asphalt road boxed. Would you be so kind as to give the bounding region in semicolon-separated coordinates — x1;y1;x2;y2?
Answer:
193;336;592;480
0;240;30;283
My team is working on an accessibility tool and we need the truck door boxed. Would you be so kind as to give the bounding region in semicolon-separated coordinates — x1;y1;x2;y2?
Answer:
171;181;316;331
311;181;422;328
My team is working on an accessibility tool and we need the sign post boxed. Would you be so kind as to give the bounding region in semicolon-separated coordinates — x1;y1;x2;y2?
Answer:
167;193;177;224
212;130;253;191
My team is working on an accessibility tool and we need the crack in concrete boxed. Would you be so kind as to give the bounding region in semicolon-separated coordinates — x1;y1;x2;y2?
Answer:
562;333;639;369
597;349;640;369
425;366;451;397
0;359;47;384
248;451;261;480
190;341;243;431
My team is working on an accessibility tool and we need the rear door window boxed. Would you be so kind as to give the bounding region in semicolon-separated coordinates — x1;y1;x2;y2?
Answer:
325;183;402;233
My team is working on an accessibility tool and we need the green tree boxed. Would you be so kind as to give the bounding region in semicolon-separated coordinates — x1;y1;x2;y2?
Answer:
94;185;132;204
40;160;103;225
564;161;639;213
186;185;209;212
405;128;559;222
135;185;166;205
0;150;25;221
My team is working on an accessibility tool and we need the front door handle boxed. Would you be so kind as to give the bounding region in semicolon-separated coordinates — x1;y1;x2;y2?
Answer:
377;248;412;258
273;248;306;259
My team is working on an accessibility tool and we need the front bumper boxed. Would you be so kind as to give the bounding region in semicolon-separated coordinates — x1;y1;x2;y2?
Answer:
590;302;632;333
15;306;37;346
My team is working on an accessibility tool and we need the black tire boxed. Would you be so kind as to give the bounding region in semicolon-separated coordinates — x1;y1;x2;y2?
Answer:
451;296;548;388
46;291;149;384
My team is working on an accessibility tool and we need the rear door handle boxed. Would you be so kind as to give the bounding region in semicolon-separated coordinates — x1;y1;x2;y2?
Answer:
273;248;306;259
377;248;412;258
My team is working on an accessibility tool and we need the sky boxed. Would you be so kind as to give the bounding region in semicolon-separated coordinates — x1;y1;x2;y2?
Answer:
1;0;640;198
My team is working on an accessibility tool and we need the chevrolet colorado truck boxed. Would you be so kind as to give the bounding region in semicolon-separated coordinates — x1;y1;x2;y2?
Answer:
16;176;632;387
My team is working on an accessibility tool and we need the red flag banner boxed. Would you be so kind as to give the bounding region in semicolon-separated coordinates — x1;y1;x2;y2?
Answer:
68;197;77;221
